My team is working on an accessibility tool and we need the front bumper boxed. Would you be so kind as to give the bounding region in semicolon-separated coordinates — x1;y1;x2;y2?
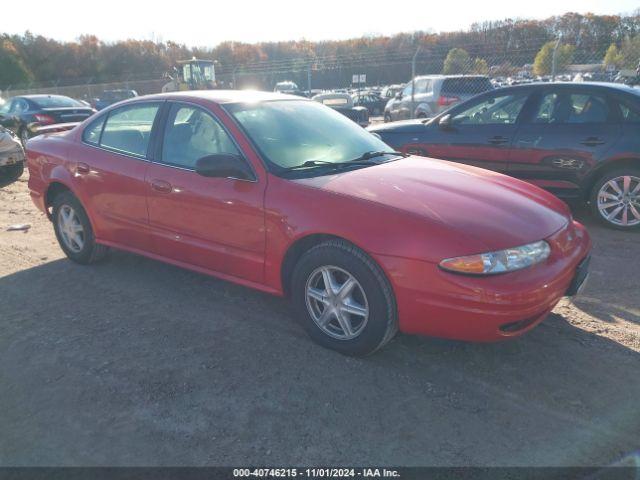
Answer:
375;220;592;342
0;147;25;168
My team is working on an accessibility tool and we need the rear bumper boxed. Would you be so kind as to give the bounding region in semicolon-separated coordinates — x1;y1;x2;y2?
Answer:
375;220;592;342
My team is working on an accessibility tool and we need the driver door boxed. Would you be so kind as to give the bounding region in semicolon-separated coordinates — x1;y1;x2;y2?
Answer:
424;91;532;173
146;102;266;283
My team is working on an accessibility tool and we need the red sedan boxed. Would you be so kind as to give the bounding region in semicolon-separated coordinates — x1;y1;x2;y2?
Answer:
26;91;591;356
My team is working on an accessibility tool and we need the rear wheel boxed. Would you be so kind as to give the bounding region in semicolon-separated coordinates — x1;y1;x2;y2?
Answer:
590;168;640;230
291;240;398;356
52;191;109;264
0;163;24;188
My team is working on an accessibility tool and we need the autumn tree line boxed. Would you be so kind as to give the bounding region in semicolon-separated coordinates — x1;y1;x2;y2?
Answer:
1;11;639;91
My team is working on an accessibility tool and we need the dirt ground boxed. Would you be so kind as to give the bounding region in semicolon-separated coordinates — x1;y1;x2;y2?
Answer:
1;172;639;467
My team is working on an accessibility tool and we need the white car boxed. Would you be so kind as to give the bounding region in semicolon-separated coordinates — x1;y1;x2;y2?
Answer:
0;126;25;187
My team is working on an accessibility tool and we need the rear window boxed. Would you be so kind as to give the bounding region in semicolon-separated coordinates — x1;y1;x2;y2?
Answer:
442;78;493;95
322;98;349;106
31;96;84;108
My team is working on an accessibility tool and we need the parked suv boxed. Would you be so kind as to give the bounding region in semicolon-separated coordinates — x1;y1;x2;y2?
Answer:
370;82;640;230
384;75;493;122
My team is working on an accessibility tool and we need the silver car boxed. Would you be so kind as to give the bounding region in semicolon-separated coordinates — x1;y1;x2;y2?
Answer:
384;75;493;122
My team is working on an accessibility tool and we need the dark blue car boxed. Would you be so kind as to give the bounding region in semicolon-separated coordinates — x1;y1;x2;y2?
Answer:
369;82;640;230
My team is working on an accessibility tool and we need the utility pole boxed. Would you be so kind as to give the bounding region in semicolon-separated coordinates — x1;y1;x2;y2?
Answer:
551;35;562;81
411;46;422;119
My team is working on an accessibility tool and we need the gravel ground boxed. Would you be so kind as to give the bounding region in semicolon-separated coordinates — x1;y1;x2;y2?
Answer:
1;172;639;467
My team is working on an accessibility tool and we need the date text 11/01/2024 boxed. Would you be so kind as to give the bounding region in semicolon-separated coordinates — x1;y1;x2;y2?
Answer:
233;468;401;478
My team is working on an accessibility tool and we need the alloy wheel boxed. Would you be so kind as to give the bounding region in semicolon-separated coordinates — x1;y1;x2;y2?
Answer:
57;204;85;252
305;265;369;340
597;175;640;227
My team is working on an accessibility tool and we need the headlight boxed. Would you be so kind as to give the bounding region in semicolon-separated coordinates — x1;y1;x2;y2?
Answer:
439;240;551;275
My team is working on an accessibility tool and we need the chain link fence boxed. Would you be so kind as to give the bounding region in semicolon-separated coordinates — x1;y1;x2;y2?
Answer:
2;36;639;103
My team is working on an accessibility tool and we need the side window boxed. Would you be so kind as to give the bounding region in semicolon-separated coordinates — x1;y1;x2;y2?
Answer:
414;79;428;95
533;93;558;123
452;94;528;125
0;101;10;115
160;104;241;169
12;99;29;113
618;101;640;123
8;99;20;114
566;94;609;124
402;83;413;97
100;103;160;157
535;92;609;124
82;116;106;145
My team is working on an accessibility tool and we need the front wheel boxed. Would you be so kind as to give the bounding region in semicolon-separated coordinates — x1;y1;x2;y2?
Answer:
590;169;640;230
291;240;398;356
0;163;24;188
52;191;109;264
383;113;392;123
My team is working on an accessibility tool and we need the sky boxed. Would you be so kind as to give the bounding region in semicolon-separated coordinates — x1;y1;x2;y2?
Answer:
5;0;639;47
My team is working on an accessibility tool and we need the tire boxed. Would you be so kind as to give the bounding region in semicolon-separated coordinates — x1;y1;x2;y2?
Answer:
52;191;109;264
19;128;30;149
590;168;640;231
0;162;24;188
384;113;392;123
291;239;398;356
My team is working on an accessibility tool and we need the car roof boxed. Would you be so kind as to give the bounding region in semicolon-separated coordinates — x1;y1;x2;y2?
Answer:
138;90;305;105
491;81;640;95
19;94;73;100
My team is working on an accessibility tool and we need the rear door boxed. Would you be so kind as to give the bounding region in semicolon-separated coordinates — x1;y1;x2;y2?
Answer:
73;101;163;249
508;87;622;199
422;90;531;173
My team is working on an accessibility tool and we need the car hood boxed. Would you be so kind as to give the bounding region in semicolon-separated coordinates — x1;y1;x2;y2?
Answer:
368;119;428;134
293;157;569;252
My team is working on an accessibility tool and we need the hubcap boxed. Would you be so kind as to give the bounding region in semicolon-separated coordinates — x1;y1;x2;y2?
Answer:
597;175;640;227
305;266;369;340
57;205;85;253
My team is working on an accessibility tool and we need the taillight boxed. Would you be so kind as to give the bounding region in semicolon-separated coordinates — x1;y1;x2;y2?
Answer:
437;95;460;107
34;114;56;125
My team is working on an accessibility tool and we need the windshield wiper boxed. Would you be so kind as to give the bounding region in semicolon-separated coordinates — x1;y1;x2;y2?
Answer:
346;150;407;162
283;151;406;173
283;160;336;171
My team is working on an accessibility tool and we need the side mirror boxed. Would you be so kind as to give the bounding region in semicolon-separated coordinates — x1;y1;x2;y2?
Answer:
438;114;452;129
195;154;254;180
395;92;403;100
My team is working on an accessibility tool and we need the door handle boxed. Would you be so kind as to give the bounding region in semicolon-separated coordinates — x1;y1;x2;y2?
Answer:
488;136;509;145
76;162;90;174
581;137;605;147
150;179;172;193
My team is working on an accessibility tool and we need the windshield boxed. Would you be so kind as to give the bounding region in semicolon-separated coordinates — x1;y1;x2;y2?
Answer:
32;96;84;108
226;100;394;172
